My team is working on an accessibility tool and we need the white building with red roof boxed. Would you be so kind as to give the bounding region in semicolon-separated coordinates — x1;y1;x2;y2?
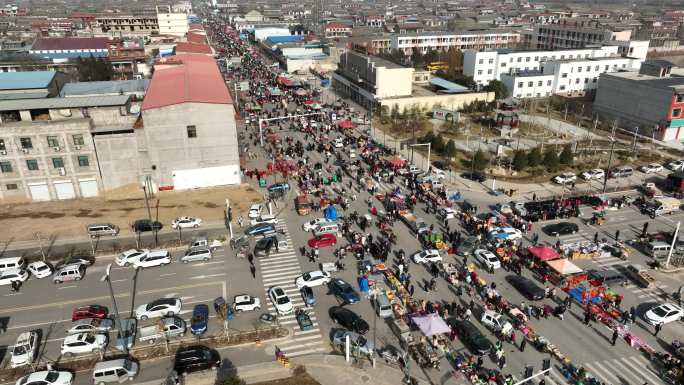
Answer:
324;22;352;38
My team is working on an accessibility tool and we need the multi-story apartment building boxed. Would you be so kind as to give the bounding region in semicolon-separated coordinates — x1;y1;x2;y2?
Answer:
94;15;159;38
390;31;522;55
533;19;632;50
323;22;352;38
156;5;189;37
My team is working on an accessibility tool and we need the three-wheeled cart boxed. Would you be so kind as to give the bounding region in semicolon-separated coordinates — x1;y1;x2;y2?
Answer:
213;297;235;321
295;309;314;331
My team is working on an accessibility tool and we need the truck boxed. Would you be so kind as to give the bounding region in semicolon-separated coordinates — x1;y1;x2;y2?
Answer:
400;212;429;235
138;317;186;344
648;197;681;216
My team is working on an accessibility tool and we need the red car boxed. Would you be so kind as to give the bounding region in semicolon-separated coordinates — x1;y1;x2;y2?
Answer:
72;305;109;321
308;233;337;248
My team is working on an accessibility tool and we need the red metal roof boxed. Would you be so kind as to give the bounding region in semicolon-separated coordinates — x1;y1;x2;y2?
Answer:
32;37;109;51
141;54;232;111
325;22;352;30
186;32;207;45
175;42;212;54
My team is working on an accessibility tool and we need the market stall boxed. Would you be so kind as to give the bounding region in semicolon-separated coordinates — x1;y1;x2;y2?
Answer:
561;240;599;260
409;313;451;369
545;258;585;286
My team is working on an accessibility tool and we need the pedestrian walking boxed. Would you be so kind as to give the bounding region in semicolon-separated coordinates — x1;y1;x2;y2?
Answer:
409;284;415;296
611;329;619;346
248;253;254;265
238;216;244;228
584;311;591;325
250;265;256;278
654;322;662;336
642;222;649;238
498;354;506;369
615;229;620;241
520;338;526;352
629;306;636;323
594;232;599;244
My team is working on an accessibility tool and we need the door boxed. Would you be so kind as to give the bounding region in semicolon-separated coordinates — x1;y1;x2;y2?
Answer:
28;183;50;201
78;179;98;198
54;181;76;200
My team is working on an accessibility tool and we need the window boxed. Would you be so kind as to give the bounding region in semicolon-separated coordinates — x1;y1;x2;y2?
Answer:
501;62;507;67
477;70;483;75
561;73;568;78
604;65;609;71
72;134;85;146
517;57;522;62
677;95;684;103
575;78;580;84
20;137;32;149
534;56;539;61
528;81;533;87
595;65;600;71
518;82;523;88
52;157;64;169
487;69;492;74
187;125;197;138
26;159;39;170
559;85;566;91
77;155;89;167
538;81;543;86
547;80;552;86
584;78;589;84
0;139;4;151
673;108;682;118
488;59;494;64
593;78;597;83
525;57;530;62
6;184;17;190
586;66;591;72
478;59;483;64
0;161;11;173
47;136;59;148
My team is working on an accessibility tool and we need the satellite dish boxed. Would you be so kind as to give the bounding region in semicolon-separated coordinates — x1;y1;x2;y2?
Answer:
129;104;141;114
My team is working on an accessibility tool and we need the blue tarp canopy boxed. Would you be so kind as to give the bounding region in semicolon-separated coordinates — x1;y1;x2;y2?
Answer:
357;276;369;293
430;77;470;94
324;206;337;221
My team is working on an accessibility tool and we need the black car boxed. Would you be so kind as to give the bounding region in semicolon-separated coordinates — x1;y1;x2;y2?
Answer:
432;160;452;171
328;279;361;304
461;172;486;182
174;345;221;375
329;306;369;334
132;219;163;233
448;319;492;355
507;275;545;300
542;222;579;236
254;236;277;257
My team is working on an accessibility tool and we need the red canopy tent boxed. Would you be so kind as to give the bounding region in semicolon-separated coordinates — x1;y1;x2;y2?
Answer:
303;99;315;105
527;245;560;261
385;156;406;169
338;119;353;129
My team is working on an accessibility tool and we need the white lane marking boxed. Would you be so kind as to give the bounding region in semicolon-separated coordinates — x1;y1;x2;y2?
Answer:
57;285;78;290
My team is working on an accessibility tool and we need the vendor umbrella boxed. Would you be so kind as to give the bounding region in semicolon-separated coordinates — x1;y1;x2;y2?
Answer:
527;245;560;261
303;99;315;106
412;313;451;336
295;88;307;96
311;103;322;109
338;119;353;129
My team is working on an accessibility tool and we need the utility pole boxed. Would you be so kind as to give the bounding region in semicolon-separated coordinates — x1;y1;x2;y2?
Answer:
632;126;640;157
602;139;616;193
101;264;128;355
666;221;681;269
142;177;152;222
33;232;46;262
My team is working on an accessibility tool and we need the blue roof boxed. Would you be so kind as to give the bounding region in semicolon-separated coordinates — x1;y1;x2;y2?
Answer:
0;71;56;91
267;35;303;44
430;77;470;94
60;80;150;97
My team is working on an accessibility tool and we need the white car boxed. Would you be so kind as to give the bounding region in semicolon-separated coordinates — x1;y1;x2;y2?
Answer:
135;298;182;320
641;163;664;174
67;318;114;335
349;149;357;159
553;173;577;184
495;203;513;215
250;214;278;226
488;227;523;242
474;249;501;270
580;169;605;180
412;249;442;264
61;333;107;356
268;286;293;315
233;294;262;312
0;269;29;286
27;261;52;279
295;270;332;289
644;303;684;325
437;207;456;221
668;160;684;171
115;249;149;267
302;218;332;232
171;216;202;229
15;371;73;385
248;204;263;219
181;247;212;263
333;137;344;148
431;168;446;180
132;250;171;269
10;331;38;368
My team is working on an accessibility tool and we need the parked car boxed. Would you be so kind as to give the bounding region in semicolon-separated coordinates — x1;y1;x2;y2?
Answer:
329;306;369;334
55;256;94;269
448;319;492;355
459;236;480;257
132;219;162;233
190;304;209;335
132;250;171;269
254;235;286;257
302;218;332;232
171;217;202;229
308;233;337;248
55;264;86;284
644;303;684;325
328;278;360;305
412;249;442;264
507;275;545;300
268;286;293;315
244;223;276;237
0;268;28;286
332;331;373;355
174;345;221;376
580;169;605;180
135;298;182;320
494;203;513;215
10;331;38;368
553;172;577;184
233;294;261;312
72;305;108;321
610;166;634;178
15;371;73;385
295;270;331;289
267;182;290;193
542;222;579;236
474;249;501;270
668;160;684;171
115;249;149;267
333;137;344;148
181;247;212;263
250;214;278;226
248;204;263;219
461;172;486;182
488;227;522;242
61;333;107;356
641;163;664;174
301;286;316;306
27;261;52;279
67;318;114;335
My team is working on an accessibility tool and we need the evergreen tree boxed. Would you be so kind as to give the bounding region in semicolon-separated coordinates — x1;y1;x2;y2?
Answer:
473;149;488;171
544;148;560;172
483;80;510;100
559;144;574;165
512;150;528;171
445;139;457;158
410;48;425;68
527;146;543;167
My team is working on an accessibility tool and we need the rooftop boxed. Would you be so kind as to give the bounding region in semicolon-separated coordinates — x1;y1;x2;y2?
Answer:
0;95;130;112
0;71;56;91
175;42;213;55
60;80;150;97
31;37;110;51
369;55;404;69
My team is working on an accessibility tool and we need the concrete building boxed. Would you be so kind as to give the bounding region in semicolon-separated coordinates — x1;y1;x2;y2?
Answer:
0;71;67;99
501;71;555;98
60;79;149;100
139;54;239;190
594;60;684;142
390;31;522;55
29;37;110;60
324;22;352;38
94;15;159;38
533;19;633;50
156;5;189;37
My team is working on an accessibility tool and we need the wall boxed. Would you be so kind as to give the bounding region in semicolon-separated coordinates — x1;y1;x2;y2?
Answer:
501;73;554;98
140;102;239;188
375;66;413;98
379;91;495;112
93;132;140;191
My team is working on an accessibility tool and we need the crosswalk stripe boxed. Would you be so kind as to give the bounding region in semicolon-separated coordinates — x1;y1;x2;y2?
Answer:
548;368;567;385
262;276;300;285
279;339;325;350
609;357;650;384
294;328;321;336
585;361;620;385
261;253;298;260
261;266;302;277
259;259;300;267
264;283;297;290
284;346;328;358
626;356;665;385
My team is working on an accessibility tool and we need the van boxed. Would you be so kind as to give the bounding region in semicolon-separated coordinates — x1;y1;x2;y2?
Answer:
611;166;633;178
648;241;671;259
86;223;120;238
0;257;25;272
375;293;393;318
588;269;626;286
92;358;138;384
314;223;339;236
53;263;85;284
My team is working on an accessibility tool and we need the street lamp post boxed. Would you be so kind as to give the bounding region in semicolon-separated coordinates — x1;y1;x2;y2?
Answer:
101;264;128;355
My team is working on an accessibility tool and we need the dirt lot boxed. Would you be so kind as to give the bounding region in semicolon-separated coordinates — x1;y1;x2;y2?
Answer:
0;184;262;242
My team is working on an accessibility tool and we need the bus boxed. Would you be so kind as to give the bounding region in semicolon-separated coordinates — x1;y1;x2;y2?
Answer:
426;61;448;71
